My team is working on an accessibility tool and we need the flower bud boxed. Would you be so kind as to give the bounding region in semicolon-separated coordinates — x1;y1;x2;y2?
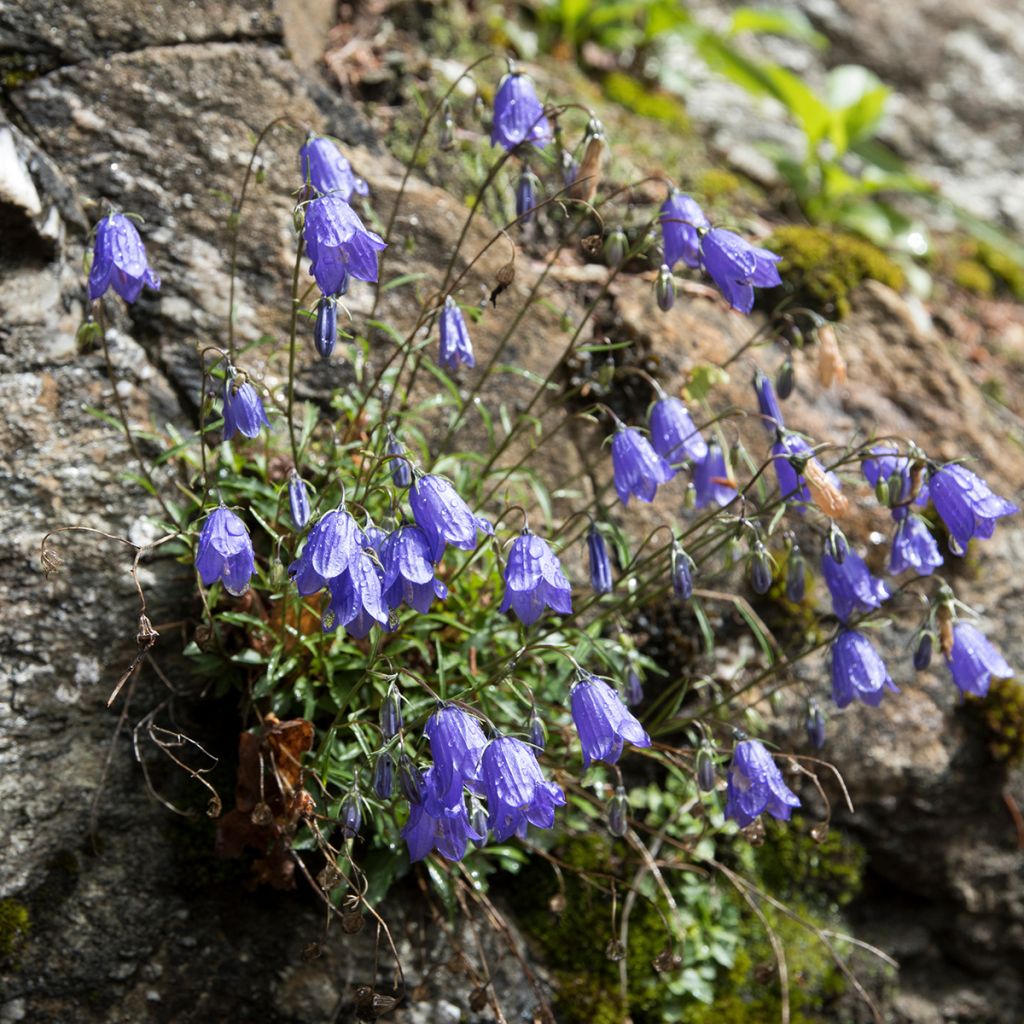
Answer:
341;794;361;839
786;545;806;604
683;482;696;510
805;702;826;750
875;477;891;506
597;355;616;390
696;746;716;792
671;542;694;601
559;309;574;332
373;753;394;799
913;632;933;671
288;471;310;529
529;712;546;751
603;228;628;267
314;296;337;359
887;473;905;507
775;357;795;400
439;99;455;151
937;602;954;658
470;798;489;849
76;317;102;350
398;755;423;804
750;541;772;595
826;527;849;564
656;264;675;311
625;669;643;707
386;430;412;489
380;685;403;738
515;170;536;223
587;525;613;595
607;787;629;838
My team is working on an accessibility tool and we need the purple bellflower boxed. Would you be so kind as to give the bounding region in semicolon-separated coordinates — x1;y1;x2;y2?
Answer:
929;463;1018;555
402;789;484;863
822;548;889;622
195;506;255;596
863;445;929;507
649;396;708;466
303;194;386;296
424;706;488;809
88;212;161;303
587;525;613;595
570;675;651;768
480;737;565;842
380;524;448;613
222;375;270;441
771;433;811;504
830;629;899;708
500;530;573;626
754;368;785;432
438;296;475;372
322;544;389;638
491;70;552;151
409;474;493;563
700;228;782;314
387;430;412;489
889;512;943;576
945;622;1013;697
288;507;361;595
611;426;675;506
659;191;707;270
299;134;367;200
314;296;338;359
693;440;737;509
724;739;801;828
287;472;310;530
515;170;537;222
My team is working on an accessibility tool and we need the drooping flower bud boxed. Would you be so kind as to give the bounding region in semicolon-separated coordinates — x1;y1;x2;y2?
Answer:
341;794;362;839
516;169;537;223
937;601;955;658
786;544;806;604
386;429;412;489
380;685;402;739
805;702;826;750
775;357;795;400
625;669;643;707
671;541;694;601
603;228;628;267
398;755;424;804
587;524;613;595
470;798;489;849
373;753;394;799
750;541;773;595
607;787;629;838
875;477;891;506
655;264;675;312
288;471;311;530
314;296;338;359
696;746;716;792
913;632;933;671
826;526;849;565
529;712;546;751
439;99;455;151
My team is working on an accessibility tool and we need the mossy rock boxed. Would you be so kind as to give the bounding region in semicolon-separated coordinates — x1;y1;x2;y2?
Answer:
602;71;691;134
764;226;905;319
975;676;1024;764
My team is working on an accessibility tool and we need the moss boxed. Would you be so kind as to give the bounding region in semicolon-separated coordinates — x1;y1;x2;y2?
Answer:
0;899;31;966
975;242;1024;299
952;260;995;296
765;226;905;319
602;71;691;133
975;677;1024;764
696;169;744;202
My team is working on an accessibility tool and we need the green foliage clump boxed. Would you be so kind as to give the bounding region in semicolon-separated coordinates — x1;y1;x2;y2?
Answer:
602;71;691;133
974;241;1024;299
0;898;30;965
951;259;995;297
696;168;746;203
976;677;1024;764
766;225;905;318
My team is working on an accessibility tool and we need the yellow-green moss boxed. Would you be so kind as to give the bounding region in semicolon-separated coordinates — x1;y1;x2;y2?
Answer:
952;260;996;296
697;169;744;202
975;242;1024;299
0;899;30;965
602;71;691;133
976;677;1024;764
765;225;905;319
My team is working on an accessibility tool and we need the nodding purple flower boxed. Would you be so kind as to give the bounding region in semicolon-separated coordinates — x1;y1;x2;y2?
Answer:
929;463;1018;556
625;670;643;707
945;622;1013;697
700;228;782;314
288;472;310;530
786;545;806;604
693;440;737;509
771;433;822;505
753;368;785;432
424;706;488;809
398;755;425;804
322;546;389;638
805;703;826;750
380;524;448;613
409;474;493;563
659;191;708;270
529;713;546;750
500;530;573;626
222;375;270;440
195;506;255;596
515;170;537;222
863;445;929;510
88;212;161;303
750;541;773;595
480;736;565;842
373;754;394;799
402;792;485;863
570;675;651;768
299;134;366;200
889;513;943;576
341;794;362;839
587;525;613;595
314;296;338;359
649;396;708;466
913;632;933;671
611;426;675;506
303;194;386;295
387;430;412;488
829;629;899;708
491;70;552;151
822;548;889;623
380;685;402;739
288;507;361;595
438;296;475;373
724;739;800;828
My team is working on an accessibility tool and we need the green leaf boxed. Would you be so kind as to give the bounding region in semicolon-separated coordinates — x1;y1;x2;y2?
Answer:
728;7;828;48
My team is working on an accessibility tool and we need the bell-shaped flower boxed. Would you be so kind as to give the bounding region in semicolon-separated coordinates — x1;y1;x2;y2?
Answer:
299;134;367;200
929;463;1017;555
288;507;361;595
387;430;412;488
829;629;899;708
424;706;488;808
322;547;389;638
945;622;1013;697
693;440;737;509
587;525;613;595
500;530;573;626
222;375;270;441
822;548;889;622
649;396;708;466
438;296;475;372
724;739;800;827
287;472;310;530
659;191;708;269
771;433;812;504
570;675;651;768
889;511;942;576
402;787;484;863
88;212;161;303
491;70;552;151
753;368;785;432
611;426;674;506
380;524;448;613
480;737;565;842
303;194;386;295
195;506;255;596
515;169;538;222
409;474;493;563
862;445;928;506
700;228;782;314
